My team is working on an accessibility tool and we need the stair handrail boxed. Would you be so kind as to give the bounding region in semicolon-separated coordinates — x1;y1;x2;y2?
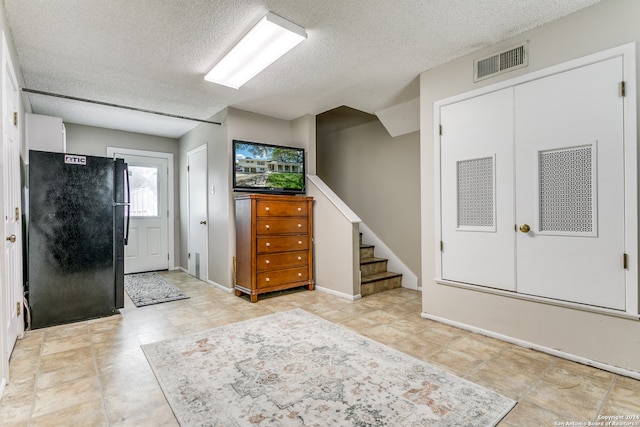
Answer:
306;175;361;223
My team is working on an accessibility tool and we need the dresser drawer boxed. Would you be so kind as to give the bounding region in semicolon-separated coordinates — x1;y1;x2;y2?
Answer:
257;236;309;253
257;251;308;272
257;267;309;288
256;200;308;217
256;218;308;235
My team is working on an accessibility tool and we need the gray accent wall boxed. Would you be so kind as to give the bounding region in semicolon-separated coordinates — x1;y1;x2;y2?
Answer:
178;109;228;288
178;108;313;290
317;119;421;279
64;123;180;266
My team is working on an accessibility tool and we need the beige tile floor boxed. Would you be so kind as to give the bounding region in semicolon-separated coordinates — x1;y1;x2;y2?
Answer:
1;270;639;426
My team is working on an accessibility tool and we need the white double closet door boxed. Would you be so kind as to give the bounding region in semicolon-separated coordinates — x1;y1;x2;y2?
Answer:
440;55;626;310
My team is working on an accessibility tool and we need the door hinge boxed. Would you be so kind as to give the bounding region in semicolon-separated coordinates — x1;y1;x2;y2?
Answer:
188;252;191;259
15;207;19;221
623;253;628;269
187;165;190;172
13;112;17;126
167;254;170;261
16;302;21;316
439;124;443;136
620;81;626;97
440;241;444;252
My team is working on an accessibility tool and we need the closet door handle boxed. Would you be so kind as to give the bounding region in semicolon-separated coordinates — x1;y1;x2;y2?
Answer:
519;224;531;233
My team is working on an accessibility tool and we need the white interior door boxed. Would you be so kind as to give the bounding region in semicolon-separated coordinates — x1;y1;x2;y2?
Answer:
2;32;23;381
187;145;208;280
515;56;626;310
440;88;515;291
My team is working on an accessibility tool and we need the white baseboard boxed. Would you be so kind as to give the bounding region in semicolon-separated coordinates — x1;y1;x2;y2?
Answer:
316;286;362;301
421;312;640;381
174;268;233;293
206;279;233;293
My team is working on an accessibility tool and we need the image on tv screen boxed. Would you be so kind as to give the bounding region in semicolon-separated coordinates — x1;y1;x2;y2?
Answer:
234;141;305;192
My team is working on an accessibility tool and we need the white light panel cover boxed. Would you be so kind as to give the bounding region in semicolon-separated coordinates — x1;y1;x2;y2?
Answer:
204;12;306;89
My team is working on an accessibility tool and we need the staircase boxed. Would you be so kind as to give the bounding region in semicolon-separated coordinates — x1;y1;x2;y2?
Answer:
359;234;402;296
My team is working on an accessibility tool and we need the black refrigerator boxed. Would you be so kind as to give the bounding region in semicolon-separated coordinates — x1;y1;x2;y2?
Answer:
27;150;129;329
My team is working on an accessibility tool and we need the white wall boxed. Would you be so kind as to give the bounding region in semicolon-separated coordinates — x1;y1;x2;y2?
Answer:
291;114;317;174
307;176;361;298
420;0;640;373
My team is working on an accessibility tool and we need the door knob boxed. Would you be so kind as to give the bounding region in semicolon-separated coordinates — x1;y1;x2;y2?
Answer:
200;220;207;225
6;234;16;243
519;224;531;233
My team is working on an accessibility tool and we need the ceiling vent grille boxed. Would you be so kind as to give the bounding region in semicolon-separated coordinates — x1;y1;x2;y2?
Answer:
474;42;528;82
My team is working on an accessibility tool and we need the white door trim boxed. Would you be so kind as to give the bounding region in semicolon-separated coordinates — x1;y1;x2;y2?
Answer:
107;147;175;270
434;42;637;316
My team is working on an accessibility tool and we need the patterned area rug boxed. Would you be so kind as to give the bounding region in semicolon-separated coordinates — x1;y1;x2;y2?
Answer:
124;272;189;307
142;309;515;426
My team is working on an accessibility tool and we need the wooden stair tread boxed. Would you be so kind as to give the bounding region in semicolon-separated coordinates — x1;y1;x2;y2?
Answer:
361;271;402;284
360;256;387;265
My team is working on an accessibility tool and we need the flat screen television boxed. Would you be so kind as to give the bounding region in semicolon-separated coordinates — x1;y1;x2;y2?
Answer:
232;140;306;195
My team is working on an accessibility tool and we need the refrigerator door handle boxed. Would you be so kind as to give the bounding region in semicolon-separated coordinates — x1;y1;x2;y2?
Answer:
112;163;131;245
124;163;130;246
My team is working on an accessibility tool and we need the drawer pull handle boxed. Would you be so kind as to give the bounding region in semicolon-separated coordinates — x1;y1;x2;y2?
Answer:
298;273;302;277
266;243;271;247
265;207;270;211
265;224;270;229
298;224;302;228
265;260;270;264
297;256;302;260
297;207;302;212
298;241;302;245
265;277;270;282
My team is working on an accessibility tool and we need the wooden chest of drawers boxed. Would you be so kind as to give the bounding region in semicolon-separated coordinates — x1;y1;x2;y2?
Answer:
235;194;314;302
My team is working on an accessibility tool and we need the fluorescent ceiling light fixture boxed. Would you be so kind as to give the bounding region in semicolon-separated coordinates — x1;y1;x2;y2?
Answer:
204;12;307;89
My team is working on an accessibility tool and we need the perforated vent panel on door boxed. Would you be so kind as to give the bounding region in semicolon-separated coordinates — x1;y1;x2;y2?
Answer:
457;156;495;230
538;145;595;235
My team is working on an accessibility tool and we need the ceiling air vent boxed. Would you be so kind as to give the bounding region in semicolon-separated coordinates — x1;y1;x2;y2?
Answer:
474;42;528;82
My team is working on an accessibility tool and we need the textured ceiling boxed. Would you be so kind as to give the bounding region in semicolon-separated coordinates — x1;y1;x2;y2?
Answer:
4;0;601;138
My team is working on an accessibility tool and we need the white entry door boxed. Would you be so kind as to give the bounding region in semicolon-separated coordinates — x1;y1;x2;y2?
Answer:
440;88;515;291
187;145;208;280
108;149;170;273
515;56;626;310
2;32;23;380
